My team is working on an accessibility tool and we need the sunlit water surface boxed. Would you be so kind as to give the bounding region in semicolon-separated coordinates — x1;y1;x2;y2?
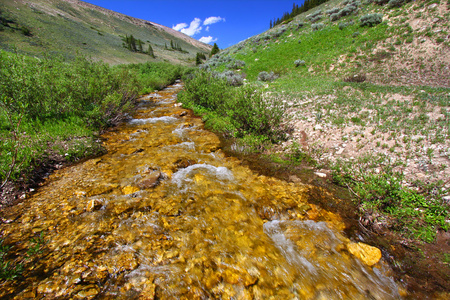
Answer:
0;83;403;299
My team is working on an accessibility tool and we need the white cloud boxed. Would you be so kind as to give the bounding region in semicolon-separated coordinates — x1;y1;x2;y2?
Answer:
179;18;202;36
203;16;225;26
199;36;218;44
172;23;188;31
205;26;210;32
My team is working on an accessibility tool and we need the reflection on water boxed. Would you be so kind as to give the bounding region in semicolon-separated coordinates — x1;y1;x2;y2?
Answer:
0;83;403;299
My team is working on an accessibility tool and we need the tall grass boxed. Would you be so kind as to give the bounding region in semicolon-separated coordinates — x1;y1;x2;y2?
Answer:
0;50;187;186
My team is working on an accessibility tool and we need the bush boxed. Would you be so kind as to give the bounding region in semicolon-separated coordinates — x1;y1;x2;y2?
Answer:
372;0;389;5
360;13;383;27
306;10;322;21
339;22;348;30
179;71;290;142
214;70;244;86
330;13;341;22
310;15;323;23
311;23;325;31
257;71;278;82
294;59;306;67
326;8;340;15
0;51;186;184
388;0;405;7
226;60;246;70
343;73;366;82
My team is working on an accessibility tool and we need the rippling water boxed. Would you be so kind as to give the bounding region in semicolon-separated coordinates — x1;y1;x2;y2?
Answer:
0;83;403;299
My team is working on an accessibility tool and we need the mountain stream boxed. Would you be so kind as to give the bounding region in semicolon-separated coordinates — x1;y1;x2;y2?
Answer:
0;83;403;299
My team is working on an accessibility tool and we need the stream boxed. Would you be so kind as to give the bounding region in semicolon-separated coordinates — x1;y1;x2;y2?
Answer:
0;83;403;299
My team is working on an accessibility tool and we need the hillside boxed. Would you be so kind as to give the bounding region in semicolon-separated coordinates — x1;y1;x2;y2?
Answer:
0;0;211;65
181;0;449;296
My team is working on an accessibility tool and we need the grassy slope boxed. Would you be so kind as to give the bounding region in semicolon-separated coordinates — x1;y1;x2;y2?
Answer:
0;0;211;65
195;0;449;295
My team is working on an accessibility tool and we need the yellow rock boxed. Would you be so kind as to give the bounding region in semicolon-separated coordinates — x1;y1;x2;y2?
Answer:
347;242;382;266
122;186;140;195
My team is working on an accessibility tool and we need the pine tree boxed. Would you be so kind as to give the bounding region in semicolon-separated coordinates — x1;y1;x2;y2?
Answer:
137;39;143;53
196;53;202;65
148;44;155;58
210;43;220;56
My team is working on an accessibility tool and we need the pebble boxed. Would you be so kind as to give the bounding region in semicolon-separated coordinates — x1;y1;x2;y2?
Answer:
314;172;327;178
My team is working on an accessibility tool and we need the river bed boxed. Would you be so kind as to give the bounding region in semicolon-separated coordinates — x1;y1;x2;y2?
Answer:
0;83;403;299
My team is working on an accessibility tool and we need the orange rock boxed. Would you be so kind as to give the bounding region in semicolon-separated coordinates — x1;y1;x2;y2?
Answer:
347;242;382;266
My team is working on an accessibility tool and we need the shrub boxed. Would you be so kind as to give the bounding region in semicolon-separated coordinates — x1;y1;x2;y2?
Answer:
311;23;325;31
294;59;306;67
339;22;348;30
343;73;366;82
388;0;405;7
296;22;304;29
330;13;341;22
215;70;244;86
360;13;383;27
310;15;323;23
257;71;278;82
227;60;246;70
326;8;340;15
306;10;322;21
20;26;32;36
179;71;291;142
372;0;389;5
352;31;361;37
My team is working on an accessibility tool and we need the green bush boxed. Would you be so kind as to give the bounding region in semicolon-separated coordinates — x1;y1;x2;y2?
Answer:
294;59;306;67
214;70;244;86
388;0;406;7
311;23;325;31
0;50;186;184
179;71;290;142
257;71;278;82
360;13;383;27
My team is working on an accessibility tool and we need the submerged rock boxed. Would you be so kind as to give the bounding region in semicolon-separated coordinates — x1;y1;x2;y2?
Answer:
347;242;382;266
137;171;162;189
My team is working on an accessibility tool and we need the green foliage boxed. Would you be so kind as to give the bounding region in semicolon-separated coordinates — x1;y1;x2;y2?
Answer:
214;70;244;86
388;0;406;7
331;158;450;242
0;51;186;185
311;23;325;31
0;238;23;281
196;52;207;65
360;13;384;27
257;71;278;82
271;0;331;28
210;43;220;56
294;59;306;67
179;71;290;142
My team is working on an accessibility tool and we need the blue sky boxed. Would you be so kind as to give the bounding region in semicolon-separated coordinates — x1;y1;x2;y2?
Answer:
83;0;304;48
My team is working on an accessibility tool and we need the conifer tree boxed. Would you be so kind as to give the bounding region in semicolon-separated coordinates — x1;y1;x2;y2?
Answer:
137;39;143;53
196;53;202;65
210;43;220;56
148;44;155;58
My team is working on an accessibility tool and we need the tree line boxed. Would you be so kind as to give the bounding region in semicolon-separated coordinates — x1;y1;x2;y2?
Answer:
122;34;155;57
270;0;330;28
165;40;187;53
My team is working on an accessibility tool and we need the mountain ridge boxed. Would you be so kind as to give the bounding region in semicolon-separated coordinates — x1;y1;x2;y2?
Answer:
0;0;212;64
